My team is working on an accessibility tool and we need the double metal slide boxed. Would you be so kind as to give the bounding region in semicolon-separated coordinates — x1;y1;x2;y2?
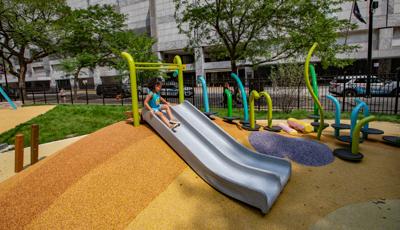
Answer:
142;101;291;214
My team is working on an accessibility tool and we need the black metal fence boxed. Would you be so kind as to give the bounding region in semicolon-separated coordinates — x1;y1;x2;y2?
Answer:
1;72;399;114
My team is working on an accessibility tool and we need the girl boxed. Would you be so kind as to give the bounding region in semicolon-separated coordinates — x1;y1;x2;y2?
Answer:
144;78;180;129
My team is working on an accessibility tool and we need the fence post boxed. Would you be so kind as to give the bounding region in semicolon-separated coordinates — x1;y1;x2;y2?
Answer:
32;89;35;104
342;75;346;112
70;87;74;104
56;85;59;104
20;87;25;104
297;83;300;110
43;85;47;104
102;90;105;105
30;124;39;165
395;70;399;114
85;83;89;104
15;134;24;173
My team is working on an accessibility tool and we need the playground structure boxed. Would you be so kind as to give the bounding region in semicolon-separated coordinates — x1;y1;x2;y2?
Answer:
247;90;282;132
222;88;240;123
0;86;17;110
121;52;291;214
304;43;325;140
231;73;250;126
197;76;217;119
308;64;329;130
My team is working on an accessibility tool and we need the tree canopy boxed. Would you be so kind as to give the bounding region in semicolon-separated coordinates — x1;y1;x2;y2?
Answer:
0;0;69;89
174;0;358;71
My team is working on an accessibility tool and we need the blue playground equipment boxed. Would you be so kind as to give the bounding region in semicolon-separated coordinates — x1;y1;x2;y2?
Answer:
336;99;384;143
230;73;250;127
197;75;217;119
326;95;351;138
0;86;17;110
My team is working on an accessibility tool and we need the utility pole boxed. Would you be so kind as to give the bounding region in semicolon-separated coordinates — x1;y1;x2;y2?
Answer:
366;0;379;97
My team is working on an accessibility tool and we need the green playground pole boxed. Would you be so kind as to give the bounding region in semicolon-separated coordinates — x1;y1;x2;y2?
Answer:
351;116;376;154
173;55;184;104
304;43;325;140
224;89;233;117
310;64;319;132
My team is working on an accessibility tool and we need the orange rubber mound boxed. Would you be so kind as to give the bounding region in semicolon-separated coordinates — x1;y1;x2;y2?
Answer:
0;122;186;229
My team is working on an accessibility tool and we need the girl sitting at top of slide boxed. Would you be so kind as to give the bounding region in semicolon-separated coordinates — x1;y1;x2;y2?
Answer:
144;77;180;129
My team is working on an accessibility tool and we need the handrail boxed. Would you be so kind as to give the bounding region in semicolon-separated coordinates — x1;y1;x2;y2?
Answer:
230;73;248;122
121;52;185;126
304;43;325;140
249;90;273;129
121;52;139;126
174;55;184;103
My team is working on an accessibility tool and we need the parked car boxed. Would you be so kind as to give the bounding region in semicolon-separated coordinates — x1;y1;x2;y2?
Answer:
354;80;399;96
96;84;131;98
329;75;383;96
159;84;194;98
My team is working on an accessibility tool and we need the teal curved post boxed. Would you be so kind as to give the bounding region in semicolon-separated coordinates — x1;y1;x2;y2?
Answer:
0;86;17;110
326;95;341;137
224;89;233;117
310;65;319;116
352;116;376;154
197;76;209;113
354;98;370;139
230;73;248;122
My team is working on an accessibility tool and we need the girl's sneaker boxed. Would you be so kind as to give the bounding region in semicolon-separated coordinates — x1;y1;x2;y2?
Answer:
169;119;180;125
170;123;180;129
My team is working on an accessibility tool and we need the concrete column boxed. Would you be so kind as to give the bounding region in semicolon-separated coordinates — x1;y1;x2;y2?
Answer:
92;67;102;86
149;0;158;53
194;47;205;78
378;27;393;50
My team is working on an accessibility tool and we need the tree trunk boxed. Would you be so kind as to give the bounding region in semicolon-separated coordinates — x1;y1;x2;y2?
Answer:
73;69;81;101
18;63;28;99
231;59;237;74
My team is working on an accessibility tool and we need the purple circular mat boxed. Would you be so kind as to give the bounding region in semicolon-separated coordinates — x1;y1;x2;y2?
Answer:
249;132;334;166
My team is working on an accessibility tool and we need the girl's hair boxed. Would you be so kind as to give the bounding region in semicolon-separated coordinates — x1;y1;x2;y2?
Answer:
148;77;163;91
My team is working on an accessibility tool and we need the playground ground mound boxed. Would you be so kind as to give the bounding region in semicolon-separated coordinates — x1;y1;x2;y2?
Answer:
0;118;399;229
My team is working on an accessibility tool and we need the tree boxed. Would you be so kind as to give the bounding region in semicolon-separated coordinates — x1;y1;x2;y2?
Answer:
59;5;157;99
174;0;358;72
0;0;69;95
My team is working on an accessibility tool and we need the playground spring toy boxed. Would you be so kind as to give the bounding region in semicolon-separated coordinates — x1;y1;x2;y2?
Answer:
326;95;351;138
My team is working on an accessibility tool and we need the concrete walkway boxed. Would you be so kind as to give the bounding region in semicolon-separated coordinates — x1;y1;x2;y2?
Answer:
0;105;55;134
0;135;85;183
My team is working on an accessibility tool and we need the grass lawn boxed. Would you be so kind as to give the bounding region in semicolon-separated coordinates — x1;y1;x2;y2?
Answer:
0;104;130;147
211;107;400;123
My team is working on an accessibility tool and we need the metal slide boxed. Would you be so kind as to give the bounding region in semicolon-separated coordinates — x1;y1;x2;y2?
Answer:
142;101;291;214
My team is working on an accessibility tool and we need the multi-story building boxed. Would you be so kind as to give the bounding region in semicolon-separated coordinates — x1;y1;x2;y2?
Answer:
1;0;399;90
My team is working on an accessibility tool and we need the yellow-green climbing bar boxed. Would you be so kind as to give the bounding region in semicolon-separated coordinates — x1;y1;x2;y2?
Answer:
304;43;325;140
249;90;273;129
